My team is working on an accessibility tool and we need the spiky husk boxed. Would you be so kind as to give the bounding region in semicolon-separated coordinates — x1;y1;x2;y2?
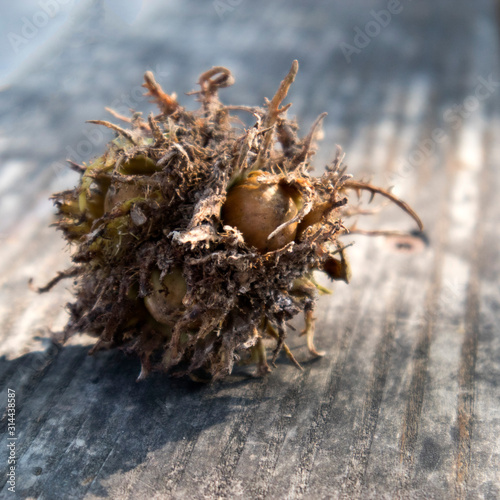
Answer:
43;62;421;380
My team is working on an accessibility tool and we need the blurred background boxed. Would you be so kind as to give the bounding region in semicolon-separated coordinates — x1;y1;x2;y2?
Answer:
1;1;499;498
4;0;493;186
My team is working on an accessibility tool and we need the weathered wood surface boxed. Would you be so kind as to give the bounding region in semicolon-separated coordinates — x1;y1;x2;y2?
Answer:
1;1;499;498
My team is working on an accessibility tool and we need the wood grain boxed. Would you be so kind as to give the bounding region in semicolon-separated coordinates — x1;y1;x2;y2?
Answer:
0;0;499;498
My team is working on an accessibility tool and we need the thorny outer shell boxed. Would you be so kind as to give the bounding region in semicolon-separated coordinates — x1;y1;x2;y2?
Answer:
41;60;423;381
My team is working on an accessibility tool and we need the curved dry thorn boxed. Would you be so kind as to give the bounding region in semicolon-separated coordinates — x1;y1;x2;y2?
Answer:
300;309;325;357
342;180;424;231
143;71;178;115
266;320;303;370
86;120;137;145
168;319;188;363
194;67;234;105
136;361;150;381
346;228;427;239
199;66;235;91
296;196;348;240
268;175;347;243
276;117;301;158
253;60;299;171
66;160;85;174
327;145;346;173
148;113;164;144
30;267;79;293
278;102;293;114
106;107;150;132
198;66;234;91
291;112;328;169
189;66;235;116
225;105;265;116
105;107;132;123
232;128;259;174
341;203;387;217
157;149;177;168
266;60;299;126
254;335;271;376
267;198;314;242
267;179;315;241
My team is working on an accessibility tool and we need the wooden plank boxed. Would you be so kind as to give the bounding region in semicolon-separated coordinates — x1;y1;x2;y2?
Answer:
1;0;499;498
